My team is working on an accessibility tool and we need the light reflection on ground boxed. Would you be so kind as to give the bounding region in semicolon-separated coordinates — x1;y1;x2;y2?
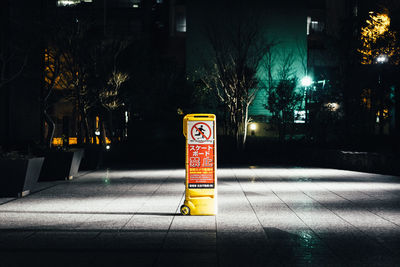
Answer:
0;166;399;266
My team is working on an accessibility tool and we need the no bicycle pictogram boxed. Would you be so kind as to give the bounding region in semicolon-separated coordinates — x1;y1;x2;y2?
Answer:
190;122;212;141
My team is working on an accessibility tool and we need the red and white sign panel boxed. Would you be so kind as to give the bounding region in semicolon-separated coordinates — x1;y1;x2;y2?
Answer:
187;121;215;188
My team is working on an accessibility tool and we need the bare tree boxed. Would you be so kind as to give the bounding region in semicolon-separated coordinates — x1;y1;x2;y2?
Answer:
42;45;63;148
200;2;272;149
44;19;97;146
295;38;308;77
100;71;129;110
65;23;92;144
41;7;132;148
263;50;302;141
259;46;277;97
86;38;130;145
276;51;297;81
42;18;81;148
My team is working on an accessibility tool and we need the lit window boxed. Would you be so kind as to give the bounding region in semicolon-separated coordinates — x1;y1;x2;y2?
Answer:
311;20;324;32
57;0;80;6
57;0;91;6
361;88;372;109
156;0;163;3
69;137;78;145
132;0;140;8
307;17;324;34
52;138;63;146
176;12;186;33
294;111;306;124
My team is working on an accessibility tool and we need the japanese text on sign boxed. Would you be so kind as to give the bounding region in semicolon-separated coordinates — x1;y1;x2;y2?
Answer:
188;144;214;188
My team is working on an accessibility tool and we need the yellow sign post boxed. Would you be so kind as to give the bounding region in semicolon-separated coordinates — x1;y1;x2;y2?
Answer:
181;114;217;215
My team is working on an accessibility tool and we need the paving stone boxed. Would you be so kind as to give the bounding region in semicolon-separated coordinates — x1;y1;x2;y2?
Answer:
0;167;399;266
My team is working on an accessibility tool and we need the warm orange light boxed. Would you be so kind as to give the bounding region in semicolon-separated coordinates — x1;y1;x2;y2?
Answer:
52;138;63;146
377;109;389;118
86;137;111;145
361;89;372;109
69;137;77;145
44;47;76;90
358;12;399;65
96;116;99;129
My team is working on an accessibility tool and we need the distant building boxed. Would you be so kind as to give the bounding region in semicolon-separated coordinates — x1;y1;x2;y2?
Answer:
44;0;186;146
306;0;400;137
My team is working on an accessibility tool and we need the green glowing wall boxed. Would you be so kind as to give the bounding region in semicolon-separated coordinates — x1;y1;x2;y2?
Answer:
186;0;307;118
251;6;307;117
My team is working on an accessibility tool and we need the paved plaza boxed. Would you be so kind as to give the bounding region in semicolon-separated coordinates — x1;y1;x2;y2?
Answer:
0;166;400;266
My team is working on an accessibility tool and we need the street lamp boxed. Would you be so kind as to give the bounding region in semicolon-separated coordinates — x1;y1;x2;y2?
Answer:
301;76;313;125
375;54;388;64
250;123;257;131
249;123;257;136
301;76;313;87
375;54;388;135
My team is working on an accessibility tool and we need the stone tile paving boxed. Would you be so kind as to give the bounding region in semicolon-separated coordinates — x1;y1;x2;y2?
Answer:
0;167;399;266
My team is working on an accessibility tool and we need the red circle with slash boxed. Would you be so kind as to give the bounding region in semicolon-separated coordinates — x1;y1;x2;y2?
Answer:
190;122;212;141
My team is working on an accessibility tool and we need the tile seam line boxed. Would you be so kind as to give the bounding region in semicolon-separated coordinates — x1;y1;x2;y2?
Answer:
233;168;269;241
119;169;175;231
335;170;400;198
251;168;342;264
151;173;185;267
73;172;156;231
0;183;62;206
357;188;400;203
289;177;375;264
20;170;158;232
300;188;399;258
85;168;178;230
215;208;220;267
2;169;106;224
315;181;400;228
304;180;400;255
336;171;400;198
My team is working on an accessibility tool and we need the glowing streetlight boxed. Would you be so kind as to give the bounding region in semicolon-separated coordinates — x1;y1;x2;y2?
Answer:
376;54;388;64
374;54;389;135
301;76;313;127
325;102;340;112
301;76;313;87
